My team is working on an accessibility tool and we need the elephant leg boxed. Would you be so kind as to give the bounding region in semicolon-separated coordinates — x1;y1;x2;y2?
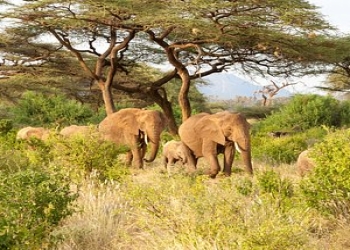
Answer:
202;140;221;178
140;141;147;160
186;154;198;173
167;157;176;167
223;142;234;176
126;151;133;166
162;156;168;169
131;147;143;169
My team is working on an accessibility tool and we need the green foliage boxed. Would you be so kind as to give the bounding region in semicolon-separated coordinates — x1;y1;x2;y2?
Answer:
0;168;77;249
252;132;310;164
235;177;253;196
255;94;345;133
251;94;338;164
301;129;350;218
10;91;99;127
338;100;350;126
0;119;13;135
50;134;130;182
257;170;294;198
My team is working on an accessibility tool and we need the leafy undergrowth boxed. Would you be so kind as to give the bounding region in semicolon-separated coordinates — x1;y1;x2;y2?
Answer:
4;127;350;249
55;160;350;250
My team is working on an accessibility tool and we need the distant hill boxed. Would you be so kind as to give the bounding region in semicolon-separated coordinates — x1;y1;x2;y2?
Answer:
196;73;291;100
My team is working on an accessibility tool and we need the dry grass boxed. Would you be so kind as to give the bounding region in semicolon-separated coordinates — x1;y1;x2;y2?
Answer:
55;159;350;250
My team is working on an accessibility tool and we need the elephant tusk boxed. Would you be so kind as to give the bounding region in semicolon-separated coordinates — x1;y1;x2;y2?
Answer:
234;142;242;154
144;133;148;145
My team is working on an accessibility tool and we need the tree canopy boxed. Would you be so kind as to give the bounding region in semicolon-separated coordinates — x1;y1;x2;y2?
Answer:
0;0;348;133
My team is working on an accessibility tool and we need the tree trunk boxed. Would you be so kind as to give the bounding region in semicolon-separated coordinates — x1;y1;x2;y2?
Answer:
162;103;178;135
150;88;178;135
98;80;116;116
146;30;192;123
177;68;192;122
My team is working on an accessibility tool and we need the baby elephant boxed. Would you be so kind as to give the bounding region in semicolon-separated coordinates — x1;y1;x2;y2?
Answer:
162;140;196;172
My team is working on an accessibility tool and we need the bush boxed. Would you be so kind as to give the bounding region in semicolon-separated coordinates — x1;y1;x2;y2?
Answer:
254;94;343;133
339;100;350;127
252;131;312;164
301;129;350;218
0;169;77;249
10;91;100;127
257;169;294;198
50;133;130;182
0;119;13;135
252;115;328;164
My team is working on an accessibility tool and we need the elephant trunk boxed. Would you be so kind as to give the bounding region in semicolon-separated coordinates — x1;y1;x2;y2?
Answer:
144;140;159;162
242;151;253;175
238;141;253;175
234;136;253;175
143;126;161;163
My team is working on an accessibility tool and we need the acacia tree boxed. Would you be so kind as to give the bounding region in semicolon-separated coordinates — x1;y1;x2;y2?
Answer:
0;0;347;132
255;80;298;106
319;37;350;95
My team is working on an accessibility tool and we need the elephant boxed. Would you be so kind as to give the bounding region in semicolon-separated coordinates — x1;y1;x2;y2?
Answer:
98;108;167;169
16;126;51;141
59;125;98;138
178;111;253;178
162;140;196;172
296;149;315;176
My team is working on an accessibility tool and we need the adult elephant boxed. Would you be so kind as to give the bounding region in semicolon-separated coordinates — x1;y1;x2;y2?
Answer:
98;108;167;169
179;111;253;178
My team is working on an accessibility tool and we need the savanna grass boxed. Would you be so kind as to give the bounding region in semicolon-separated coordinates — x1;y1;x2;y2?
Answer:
55;163;341;250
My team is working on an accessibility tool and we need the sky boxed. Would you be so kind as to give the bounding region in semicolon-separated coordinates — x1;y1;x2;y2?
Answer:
309;0;350;33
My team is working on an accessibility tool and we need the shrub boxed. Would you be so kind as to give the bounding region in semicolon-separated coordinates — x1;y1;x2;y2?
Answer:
257;169;294;198
301;129;350;218
0;169;77;249
252;132;308;164
254;94;342;133
0;119;13;135
252;126;328;164
50;134;130;182
10;91;99;127
339;100;350;126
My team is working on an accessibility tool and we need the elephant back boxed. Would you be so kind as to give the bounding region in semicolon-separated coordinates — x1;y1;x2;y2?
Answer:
16;126;50;140
60;125;89;137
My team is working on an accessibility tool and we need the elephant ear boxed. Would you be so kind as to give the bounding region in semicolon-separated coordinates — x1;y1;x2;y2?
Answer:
128;117;141;136
137;109;167;132
116;109;140;136
195;115;226;145
136;110;151;132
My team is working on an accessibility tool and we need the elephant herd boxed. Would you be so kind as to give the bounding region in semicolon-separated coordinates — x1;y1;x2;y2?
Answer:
16;108;254;178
